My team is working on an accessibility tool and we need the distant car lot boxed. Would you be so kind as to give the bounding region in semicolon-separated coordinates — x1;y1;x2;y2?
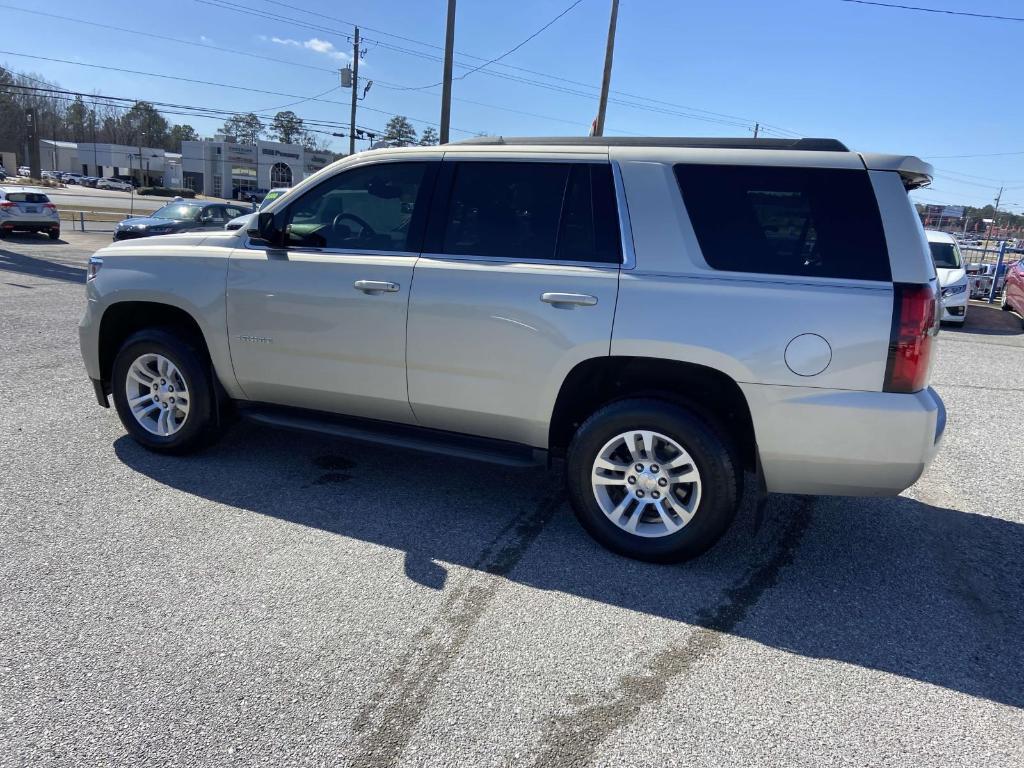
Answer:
0;231;1021;766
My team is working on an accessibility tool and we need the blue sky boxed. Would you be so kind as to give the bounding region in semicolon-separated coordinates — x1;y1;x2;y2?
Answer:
2;0;1023;209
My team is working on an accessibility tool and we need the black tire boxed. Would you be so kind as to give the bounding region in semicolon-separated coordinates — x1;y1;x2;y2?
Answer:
48;230;60;240
111;328;220;454
566;398;740;563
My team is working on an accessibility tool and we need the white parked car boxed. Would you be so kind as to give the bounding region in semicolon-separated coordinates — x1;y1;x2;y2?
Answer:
98;178;133;192
925;230;968;323
0;187;61;239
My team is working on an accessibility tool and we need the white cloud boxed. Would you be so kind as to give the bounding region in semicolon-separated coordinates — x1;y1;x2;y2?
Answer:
199;35;214;44
267;35;349;62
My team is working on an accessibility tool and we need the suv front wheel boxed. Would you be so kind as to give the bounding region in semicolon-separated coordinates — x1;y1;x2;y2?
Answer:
111;328;219;454
567;399;740;563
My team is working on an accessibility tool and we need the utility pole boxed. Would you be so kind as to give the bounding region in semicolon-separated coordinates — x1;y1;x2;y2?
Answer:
753;122;760;139
593;0;619;137
349;27;360;156
982;185;1004;261
439;0;457;144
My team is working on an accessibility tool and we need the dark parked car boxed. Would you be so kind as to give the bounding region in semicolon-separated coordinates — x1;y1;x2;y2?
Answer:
113;201;250;241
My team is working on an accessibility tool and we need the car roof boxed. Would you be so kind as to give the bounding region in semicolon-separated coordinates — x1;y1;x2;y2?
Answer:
925;230;957;244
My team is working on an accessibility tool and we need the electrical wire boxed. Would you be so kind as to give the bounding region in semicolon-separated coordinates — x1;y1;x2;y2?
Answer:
838;0;1024;23
388;0;587;91
194;0;802;136
0;50;480;135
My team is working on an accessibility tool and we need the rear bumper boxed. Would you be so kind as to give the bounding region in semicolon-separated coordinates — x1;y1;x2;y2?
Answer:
742;383;945;496
1;219;59;231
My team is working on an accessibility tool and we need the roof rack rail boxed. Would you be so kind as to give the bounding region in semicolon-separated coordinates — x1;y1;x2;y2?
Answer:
448;136;849;152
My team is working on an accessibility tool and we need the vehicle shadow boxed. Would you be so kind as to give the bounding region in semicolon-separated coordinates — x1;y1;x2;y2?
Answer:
947;300;1023;336
113;425;1024;709
0;246;84;282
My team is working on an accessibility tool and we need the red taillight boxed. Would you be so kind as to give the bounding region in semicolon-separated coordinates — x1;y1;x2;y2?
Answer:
44;203;57;210
884;283;939;393
0;201;14;209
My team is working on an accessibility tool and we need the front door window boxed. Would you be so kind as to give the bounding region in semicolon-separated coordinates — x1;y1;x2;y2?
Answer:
284;162;428;251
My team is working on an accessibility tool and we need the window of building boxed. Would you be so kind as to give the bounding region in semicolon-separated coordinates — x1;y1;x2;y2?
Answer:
271;162;293;187
285;162;428;252
439;161;621;263
212;175;222;196
231;165;256;178
673;164;890;281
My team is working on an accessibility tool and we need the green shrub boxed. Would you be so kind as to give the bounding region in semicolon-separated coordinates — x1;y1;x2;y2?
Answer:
137;187;196;198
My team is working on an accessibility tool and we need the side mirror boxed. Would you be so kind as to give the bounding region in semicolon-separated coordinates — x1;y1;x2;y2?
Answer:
248;211;282;247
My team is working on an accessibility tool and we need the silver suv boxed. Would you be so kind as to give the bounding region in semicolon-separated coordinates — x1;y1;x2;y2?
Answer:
79;137;945;562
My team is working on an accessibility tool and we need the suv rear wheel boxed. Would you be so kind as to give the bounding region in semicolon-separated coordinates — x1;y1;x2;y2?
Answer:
111;328;219;454
567;399;740;563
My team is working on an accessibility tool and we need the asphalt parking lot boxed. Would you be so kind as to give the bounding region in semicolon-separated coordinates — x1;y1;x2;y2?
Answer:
1;231;1022;767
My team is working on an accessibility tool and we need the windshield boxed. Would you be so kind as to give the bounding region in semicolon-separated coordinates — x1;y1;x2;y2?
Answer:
929;241;962;269
152;204;201;220
258;190;285;211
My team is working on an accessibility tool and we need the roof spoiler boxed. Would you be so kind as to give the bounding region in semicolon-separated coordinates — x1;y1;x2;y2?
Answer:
859;152;934;190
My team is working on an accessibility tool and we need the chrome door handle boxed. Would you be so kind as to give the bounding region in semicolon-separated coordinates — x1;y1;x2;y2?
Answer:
540;292;598;308
354;280;400;294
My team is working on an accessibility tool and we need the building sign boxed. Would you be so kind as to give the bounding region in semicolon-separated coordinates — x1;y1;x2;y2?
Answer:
262;148;300;160
226;144;256;163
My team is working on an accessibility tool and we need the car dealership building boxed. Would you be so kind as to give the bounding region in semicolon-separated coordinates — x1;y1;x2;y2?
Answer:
181;137;334;199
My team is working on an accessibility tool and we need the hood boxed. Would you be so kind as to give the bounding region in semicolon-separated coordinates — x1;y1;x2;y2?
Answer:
226;212;256;230
936;266;966;288
117;216;190;230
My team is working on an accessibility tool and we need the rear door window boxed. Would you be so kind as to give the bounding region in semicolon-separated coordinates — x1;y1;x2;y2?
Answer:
674;164;891;281
439;161;621;263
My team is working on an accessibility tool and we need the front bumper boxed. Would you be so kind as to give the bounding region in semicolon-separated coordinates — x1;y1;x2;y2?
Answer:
940;287;968;322
742;383;945;496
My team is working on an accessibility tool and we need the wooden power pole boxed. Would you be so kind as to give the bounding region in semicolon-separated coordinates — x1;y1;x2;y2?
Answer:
349;27;360;155
593;0;619;137
439;0;457;144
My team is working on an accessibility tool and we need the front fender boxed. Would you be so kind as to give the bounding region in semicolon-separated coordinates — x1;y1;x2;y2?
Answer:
82;241;242;398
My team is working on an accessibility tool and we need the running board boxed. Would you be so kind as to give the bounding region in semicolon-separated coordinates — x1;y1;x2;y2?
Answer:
238;403;546;468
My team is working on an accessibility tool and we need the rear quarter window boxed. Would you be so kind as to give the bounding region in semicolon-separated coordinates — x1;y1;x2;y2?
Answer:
674;164;891;282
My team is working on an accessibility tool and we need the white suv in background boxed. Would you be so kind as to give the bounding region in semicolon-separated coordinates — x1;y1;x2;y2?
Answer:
926;230;968;323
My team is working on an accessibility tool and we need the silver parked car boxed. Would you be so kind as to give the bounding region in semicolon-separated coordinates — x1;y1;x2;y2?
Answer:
0;187;61;239
78;136;945;562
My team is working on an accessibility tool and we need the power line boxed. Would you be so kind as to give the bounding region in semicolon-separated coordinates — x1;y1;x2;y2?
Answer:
838;0;1024;23
195;0;802;137
0;49;482;135
391;0;587;91
3;82;386;144
0;4;602;132
927;149;1024;159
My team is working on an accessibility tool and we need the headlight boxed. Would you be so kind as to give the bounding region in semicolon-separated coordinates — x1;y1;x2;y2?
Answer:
941;284;967;298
